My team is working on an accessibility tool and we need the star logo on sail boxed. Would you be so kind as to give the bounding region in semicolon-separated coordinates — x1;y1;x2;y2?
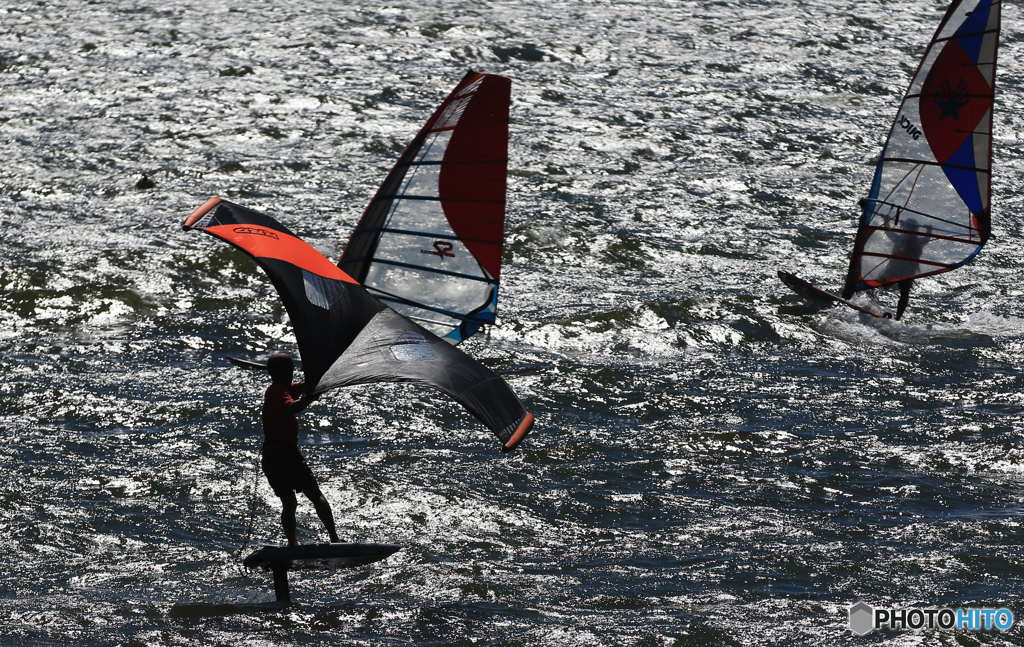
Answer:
421;241;455;260
934;77;970;120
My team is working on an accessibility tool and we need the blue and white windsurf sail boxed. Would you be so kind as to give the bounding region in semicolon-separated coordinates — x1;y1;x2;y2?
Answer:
842;0;1000;300
338;71;511;345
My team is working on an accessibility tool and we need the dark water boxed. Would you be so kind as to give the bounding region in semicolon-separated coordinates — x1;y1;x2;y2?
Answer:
3;0;1024;645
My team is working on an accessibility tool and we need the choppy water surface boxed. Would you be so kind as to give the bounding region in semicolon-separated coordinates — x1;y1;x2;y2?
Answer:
3;0;1024;645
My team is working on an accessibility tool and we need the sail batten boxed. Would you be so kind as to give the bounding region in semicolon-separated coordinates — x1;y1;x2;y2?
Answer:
860;253;957;269
362;258;499;283
373;195;507;206
371;298;490;325
876;158;991;173
863;217;980;238
373;227;504;245
932;30;999;44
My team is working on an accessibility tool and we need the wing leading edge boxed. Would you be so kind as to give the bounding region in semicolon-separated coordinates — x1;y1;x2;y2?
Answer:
184;197;533;451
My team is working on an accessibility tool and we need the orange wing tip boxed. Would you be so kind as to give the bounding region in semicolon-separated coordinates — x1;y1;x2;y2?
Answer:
501;412;534;453
183;197;223;230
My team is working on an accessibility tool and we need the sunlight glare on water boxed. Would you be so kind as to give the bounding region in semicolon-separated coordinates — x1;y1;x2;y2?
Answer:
2;0;1024;645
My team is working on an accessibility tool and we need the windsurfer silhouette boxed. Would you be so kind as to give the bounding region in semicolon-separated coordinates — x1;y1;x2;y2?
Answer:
261;352;340;546
841;213;930;321
885;221;931;321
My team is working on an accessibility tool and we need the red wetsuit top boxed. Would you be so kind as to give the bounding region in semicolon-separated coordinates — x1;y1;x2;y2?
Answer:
262;382;305;445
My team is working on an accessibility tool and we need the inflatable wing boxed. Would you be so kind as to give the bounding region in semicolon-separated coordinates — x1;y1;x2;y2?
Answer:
183;197;533;451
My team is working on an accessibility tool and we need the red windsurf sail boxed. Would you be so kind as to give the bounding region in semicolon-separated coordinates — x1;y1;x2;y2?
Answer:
339;71;510;344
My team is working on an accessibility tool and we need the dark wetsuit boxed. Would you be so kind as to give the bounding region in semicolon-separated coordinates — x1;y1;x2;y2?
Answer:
261;382;317;496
